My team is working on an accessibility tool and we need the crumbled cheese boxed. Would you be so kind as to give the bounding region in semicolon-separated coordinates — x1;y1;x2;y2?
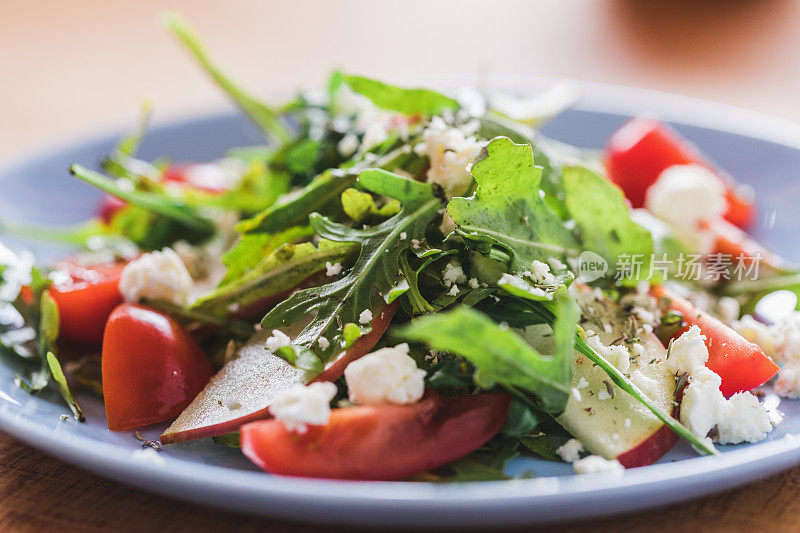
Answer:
317;337;330;351
666;325;709;375
679;367;725;439
325;262;343;276
717;296;741;324
775;362;800;399
119;248;193;306
337;133;360;157
597;389;612;401
269;382;338;433
344;344;426;405
577;377;590;389
265;329;291;352
630;343;644;357
573;455;625;476
645;164;726;254
585;333;630;374
416;116;483;198
225;397;242;411
529;260;556;286
499;273;548;297
571;388;582;402
359;309;373;324
716;392;773;444
556;438;584;463
411;238;422;249
399;232;407;240
441;260;467;287
448;285;460;296
547;257;567;271
631;306;657;326
468;277;480;289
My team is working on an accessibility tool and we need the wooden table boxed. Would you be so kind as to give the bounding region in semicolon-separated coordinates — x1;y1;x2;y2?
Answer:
3;1;800;531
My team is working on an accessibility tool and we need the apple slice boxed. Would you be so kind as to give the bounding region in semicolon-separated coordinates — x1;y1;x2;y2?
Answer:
523;291;678;467
160;302;399;444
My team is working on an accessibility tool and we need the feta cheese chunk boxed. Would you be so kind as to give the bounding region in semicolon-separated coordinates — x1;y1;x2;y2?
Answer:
325;262;343;276
645;164;727;254
265;329;291;352
344;344;426;405
529;260;556;286
716;392;773;444
572;455;625;476
441;260;467;287
584;332;631;374
119;248;193;306
359;309;373;325
416;116;483;198
775;363;800;399
556;438;584;463
679;367;726;439
666;325;709;375
269;382;338;434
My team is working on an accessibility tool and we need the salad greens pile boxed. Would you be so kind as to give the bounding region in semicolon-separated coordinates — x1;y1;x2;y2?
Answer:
0;12;725;481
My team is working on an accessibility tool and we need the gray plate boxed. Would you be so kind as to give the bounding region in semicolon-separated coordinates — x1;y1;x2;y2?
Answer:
2;79;800;528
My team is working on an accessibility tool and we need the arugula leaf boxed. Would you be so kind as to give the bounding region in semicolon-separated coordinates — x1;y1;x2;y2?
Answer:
447;137;578;272
70;164;215;240
192;239;359;318
562;164;653;283
261;169;442;364
341;188;400;225
187;160;290;216
397;298;578;414
343;75;459;116
219;226;314;284
518;433;560;461
162;12;291;143
47;351;84;422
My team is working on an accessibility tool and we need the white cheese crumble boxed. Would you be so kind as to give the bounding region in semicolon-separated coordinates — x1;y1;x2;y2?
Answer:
468;277;480;289
441;260;467;287
415;116;483;198
119;248;193;306
584;332;630;374
325;262;343;276
645;164;727;254
528;260;556;286
265;329;291;352
717;296;741;324
317;337;330;351
556;438;584;463
630;370;659;399
597;389;612;401
399;232;407;240
337;133;360;157
571;388;582;402
666;325;709;375
716;392;773;444
344;344;426;405
576;376;590;389
269;382;338;434
448;285;460;296
572;455;625;476
775;363;800;399
733;312;800;398
359;309;373;324
547;257;567;271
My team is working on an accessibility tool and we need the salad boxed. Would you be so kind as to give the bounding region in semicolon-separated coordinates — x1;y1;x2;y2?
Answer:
1;13;797;481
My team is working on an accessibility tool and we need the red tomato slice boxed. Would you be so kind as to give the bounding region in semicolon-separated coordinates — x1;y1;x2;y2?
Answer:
702;218;784;273
605;117;756;229
47;260;127;345
241;392;511;480
98;194;128;224
651;285;778;396
102;304;214;431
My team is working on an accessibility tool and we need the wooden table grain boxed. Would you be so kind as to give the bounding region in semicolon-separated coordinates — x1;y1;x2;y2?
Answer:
3;1;800;531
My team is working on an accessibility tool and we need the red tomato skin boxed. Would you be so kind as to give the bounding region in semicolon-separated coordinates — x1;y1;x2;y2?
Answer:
241;393;511;480
47;260;127;345
102;304;214;431
605;117;756;229
651;285;779;396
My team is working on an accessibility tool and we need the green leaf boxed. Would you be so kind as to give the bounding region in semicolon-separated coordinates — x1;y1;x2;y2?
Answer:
39;291;59;356
162;12;290;143
562;164;653;283
518;433;560;461
341;188;400;225
188;161;290;216
447;137;578;272
46;351;84;422
192;239;359;318
70;164;215;238
0;219;111;248
343;75;459;116
218;226;314;284
261;169;442;362
396;299;578;414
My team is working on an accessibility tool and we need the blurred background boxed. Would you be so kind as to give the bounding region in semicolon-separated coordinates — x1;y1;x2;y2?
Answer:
3;0;800;159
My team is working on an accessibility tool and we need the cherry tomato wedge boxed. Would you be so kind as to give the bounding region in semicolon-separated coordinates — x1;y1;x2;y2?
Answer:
605;117;756;229
241;392;511;480
702;218;784;273
162;163;231;194
98;194;128;224
651;285;778;396
102;304;214;431
47;259;127;345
